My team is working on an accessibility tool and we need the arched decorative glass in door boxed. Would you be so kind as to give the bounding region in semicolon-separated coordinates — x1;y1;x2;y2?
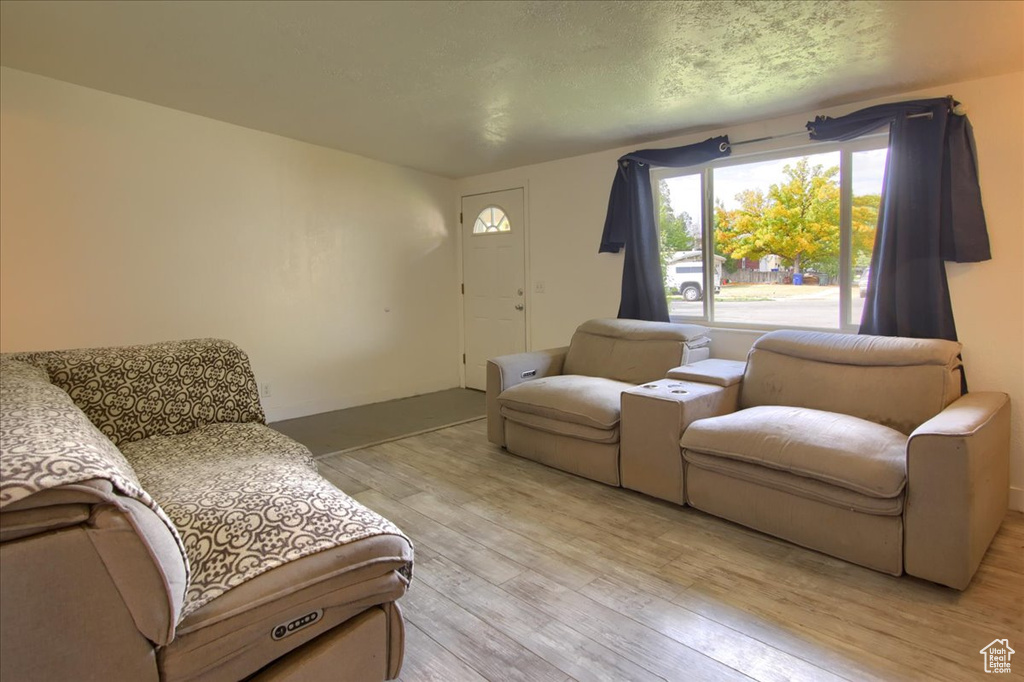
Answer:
472;206;511;234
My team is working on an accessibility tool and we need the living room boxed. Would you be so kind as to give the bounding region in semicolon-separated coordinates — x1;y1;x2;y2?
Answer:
1;1;1022;680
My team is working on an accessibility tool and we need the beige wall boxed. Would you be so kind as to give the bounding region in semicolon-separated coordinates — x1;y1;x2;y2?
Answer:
457;71;1024;510
0;67;460;421
2;65;1021;508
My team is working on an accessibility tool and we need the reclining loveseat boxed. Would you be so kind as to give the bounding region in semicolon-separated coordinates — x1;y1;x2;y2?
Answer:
681;330;1010;590
0;339;413;681
486;318;711;485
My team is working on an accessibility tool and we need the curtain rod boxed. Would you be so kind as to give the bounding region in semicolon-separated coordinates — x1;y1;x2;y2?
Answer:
721;111;934;152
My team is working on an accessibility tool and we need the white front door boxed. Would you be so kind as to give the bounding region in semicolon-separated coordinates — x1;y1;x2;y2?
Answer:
462;188;526;390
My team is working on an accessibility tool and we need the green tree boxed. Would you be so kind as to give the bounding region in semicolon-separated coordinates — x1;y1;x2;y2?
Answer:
714;158;878;277
655;180;697;288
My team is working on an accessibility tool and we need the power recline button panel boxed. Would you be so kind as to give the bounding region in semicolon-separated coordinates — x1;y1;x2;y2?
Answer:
271;609;324;640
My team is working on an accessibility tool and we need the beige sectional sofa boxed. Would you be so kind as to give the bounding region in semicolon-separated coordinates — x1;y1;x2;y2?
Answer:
488;321;1011;590
0;339;412;681
487;318;711;484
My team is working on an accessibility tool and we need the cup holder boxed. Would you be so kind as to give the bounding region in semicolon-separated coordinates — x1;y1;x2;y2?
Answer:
643;384;658;389
671;389;688;394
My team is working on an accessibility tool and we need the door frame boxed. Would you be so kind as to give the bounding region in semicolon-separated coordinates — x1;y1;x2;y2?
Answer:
456;183;531;389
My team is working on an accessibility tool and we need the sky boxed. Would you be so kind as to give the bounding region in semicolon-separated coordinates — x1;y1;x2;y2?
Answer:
663;148;888;229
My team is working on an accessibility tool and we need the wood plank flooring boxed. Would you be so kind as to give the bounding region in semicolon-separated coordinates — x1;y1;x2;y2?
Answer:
318;419;1024;682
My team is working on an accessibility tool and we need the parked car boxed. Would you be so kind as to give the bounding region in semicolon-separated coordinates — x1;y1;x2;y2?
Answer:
665;251;724;301
858;268;871;297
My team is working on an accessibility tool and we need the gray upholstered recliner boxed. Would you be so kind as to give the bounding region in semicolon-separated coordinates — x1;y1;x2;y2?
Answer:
1;340;412;682
486;319;710;485
681;330;1011;589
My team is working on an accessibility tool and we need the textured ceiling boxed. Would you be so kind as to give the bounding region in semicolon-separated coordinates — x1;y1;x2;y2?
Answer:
1;1;1021;178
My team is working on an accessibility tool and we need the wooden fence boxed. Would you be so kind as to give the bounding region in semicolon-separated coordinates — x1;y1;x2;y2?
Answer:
728;270;784;284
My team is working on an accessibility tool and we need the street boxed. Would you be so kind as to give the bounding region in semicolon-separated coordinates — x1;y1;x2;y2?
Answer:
669;285;865;328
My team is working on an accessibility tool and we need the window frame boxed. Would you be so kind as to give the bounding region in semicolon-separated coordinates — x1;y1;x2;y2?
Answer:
651;133;888;332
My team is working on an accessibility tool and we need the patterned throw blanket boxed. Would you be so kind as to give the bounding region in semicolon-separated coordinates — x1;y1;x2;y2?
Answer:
8;338;267;447
0;358;191;596
121;423;408;617
2;343;411;621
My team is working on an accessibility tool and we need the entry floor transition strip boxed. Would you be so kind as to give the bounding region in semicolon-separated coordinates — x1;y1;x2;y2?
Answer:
270;387;486;458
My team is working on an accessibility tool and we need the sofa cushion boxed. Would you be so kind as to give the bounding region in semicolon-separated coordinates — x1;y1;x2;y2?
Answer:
684;451;904;515
0;503;93;543
497;375;633;430
753;330;962;367
741;330;962;435
563;319;709;384
121;423;411;618
681;405;907;498
499;408;619;444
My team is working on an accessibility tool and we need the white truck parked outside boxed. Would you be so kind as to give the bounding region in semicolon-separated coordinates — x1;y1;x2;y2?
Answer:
665;251;724;301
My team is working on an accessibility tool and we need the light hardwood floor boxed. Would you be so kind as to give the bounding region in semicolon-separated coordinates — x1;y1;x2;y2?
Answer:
318;419;1024;682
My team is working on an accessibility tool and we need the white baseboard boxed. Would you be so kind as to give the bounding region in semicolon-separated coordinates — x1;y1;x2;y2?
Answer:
1010;486;1024;513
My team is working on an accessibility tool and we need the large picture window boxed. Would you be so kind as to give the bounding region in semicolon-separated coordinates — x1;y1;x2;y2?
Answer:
654;139;887;330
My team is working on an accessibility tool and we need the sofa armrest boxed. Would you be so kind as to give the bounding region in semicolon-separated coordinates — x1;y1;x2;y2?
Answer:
2;483;186;644
905;391;1011;589
666;359;746;387
1;484;188;681
485;347;569;446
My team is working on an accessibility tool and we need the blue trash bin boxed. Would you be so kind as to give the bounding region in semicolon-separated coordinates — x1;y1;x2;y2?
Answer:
792;273;803;285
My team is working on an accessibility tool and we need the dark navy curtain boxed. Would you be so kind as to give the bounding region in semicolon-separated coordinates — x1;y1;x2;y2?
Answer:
808;97;990;344
599;136;731;321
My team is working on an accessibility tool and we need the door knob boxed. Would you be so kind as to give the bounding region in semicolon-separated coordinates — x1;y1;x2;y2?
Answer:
517;288;523;296
515;304;524;311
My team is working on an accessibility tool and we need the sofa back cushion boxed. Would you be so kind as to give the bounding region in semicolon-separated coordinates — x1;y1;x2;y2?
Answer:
8;339;265;446
563;319;709;385
741;330;963;435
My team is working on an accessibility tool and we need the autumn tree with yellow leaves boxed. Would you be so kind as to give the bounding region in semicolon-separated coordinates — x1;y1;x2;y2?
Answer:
714;158;878;278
